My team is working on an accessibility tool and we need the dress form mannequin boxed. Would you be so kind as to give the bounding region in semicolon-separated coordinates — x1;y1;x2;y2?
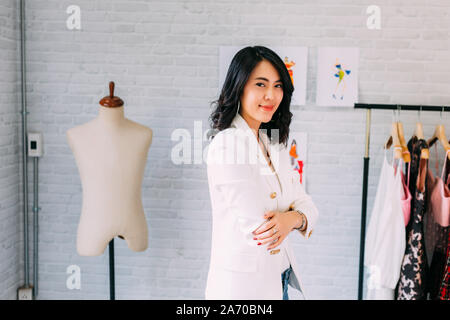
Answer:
67;82;153;256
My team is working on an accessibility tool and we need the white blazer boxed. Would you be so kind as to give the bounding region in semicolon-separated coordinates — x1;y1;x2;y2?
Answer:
205;113;319;300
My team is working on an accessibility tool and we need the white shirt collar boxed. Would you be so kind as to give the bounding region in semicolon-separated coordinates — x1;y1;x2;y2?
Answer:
230;112;270;144
230;112;249;130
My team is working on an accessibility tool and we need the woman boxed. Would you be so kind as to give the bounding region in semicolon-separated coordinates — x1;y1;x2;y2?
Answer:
205;46;319;300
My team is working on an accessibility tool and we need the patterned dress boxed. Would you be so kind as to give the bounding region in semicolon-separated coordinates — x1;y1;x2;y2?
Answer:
425;196;450;299
437;146;450;300
396;137;429;299
425;145;450;299
438;230;450;299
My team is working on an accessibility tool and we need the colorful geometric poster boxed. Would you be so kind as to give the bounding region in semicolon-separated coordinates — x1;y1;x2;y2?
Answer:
219;46;307;106
287;132;308;189
316;47;359;107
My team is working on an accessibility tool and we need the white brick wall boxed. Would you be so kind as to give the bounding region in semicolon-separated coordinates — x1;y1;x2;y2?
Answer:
0;0;21;300
2;0;450;300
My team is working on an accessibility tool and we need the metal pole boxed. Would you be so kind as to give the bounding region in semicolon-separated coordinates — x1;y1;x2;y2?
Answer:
354;103;450;112
109;239;115;300
358;109;371;300
33;158;40;298
20;0;30;288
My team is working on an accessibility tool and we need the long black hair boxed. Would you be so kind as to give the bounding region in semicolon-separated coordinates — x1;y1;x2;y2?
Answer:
209;46;294;146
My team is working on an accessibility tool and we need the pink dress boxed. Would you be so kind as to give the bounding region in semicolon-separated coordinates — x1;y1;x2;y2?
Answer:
424;148;450;299
400;163;412;226
429;150;450;227
394;157;412;226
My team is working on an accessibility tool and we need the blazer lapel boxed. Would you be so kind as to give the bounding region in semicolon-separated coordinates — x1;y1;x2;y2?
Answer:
230;113;283;196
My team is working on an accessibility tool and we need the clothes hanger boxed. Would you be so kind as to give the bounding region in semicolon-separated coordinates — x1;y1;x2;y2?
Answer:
412;106;429;159
427;106;450;161
397;123;411;163
414;106;425;139
385;107;403;160
395;106;411;163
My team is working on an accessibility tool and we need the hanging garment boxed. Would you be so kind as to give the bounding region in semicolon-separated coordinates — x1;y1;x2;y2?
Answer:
437;230;450;300
425;153;444;263
365;150;406;300
401;162;412;227
424;148;450;299
429;150;450;227
425;222;449;299
446;140;450;187
404;137;424;230
396;138;429;300
425;199;449;299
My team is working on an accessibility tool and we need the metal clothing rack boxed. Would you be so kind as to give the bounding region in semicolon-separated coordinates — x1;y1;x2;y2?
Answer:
354;103;450;300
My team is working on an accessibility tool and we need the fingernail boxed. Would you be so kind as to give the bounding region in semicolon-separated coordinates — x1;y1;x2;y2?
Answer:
257;242;261;246
253;237;257;240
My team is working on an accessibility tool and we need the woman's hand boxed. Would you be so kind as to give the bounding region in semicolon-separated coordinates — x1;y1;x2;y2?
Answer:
252;210;302;250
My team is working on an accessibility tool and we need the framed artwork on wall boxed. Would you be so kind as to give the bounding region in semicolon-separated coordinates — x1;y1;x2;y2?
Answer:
316;47;359;107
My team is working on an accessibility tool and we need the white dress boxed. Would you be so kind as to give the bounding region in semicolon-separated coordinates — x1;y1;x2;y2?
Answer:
364;150;406;300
